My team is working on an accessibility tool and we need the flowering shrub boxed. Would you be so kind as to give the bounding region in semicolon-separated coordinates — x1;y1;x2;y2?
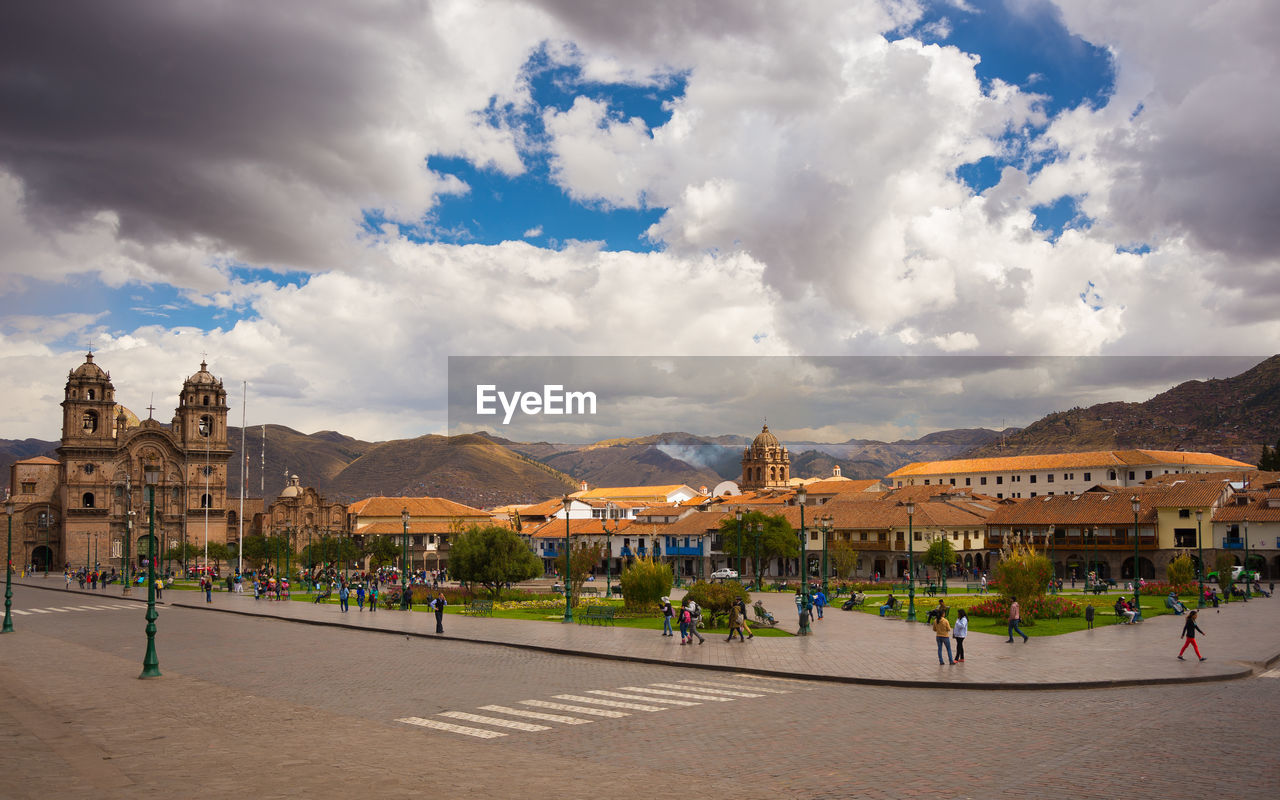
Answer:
968;594;1082;620
1138;580;1196;597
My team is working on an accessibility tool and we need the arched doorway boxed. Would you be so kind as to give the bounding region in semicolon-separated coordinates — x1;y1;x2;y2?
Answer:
136;534;158;566
31;545;54;572
895;559;908;578
873;558;886;579
1121;556;1155;580
1245;553;1266;579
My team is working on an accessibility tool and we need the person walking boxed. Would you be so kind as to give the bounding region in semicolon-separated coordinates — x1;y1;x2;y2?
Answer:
687;599;705;644
432;592;446;633
1084;603;1095;630
369;583;378;612
813;589;826;620
355;582;365;611
338;583;349;612
203;576;213;603
1006;597;1028;643
1178;610;1206;661
679;604;692;644
726;601;746;642
155;577;163;601
953;608;968;662
732;596;754;640
933;610;955;665
660;597;674;637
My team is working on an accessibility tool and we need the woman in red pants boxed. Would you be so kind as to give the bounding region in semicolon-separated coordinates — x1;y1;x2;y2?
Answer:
1178;610;1206;661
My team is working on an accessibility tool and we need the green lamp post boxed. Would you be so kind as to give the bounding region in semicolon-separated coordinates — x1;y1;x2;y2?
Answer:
122;478;132;595
820;514;832;598
1084;526;1094;595
1047;525;1055;594
796;486;809;634
1195;510;1205;607
602;503;618;599
140;461;161;679
562;495;573;623
4;495;15;633
752;521;763;591
906;500;917;622
1130;496;1141;615
735;507;744;580
401;508;410;609
1243;517;1250;599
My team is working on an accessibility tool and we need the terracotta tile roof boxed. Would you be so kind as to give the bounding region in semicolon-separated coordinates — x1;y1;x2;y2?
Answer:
779;497;993;531
357;521;463;535
888;449;1252;477
347;496;492;518
14;456;58;465
574;485;694;501
527;518;636;538
985;489;1167;527
1212;492;1280;522
804;478;882;495
519;497;568;517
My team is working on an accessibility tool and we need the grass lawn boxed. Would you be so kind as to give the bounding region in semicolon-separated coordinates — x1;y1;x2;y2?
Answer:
847;590;1181;637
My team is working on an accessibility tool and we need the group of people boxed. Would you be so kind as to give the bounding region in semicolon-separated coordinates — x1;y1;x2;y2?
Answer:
659;595;755;645
931;605;969;664
1114;596;1141;623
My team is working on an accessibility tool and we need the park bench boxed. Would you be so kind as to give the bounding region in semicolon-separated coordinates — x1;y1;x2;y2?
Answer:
1087;584;1109;595
579;586;600;596
313;587;332;604
965;583;983;593
1113;607;1144;624
922;584;938;598
577;606;616;626
1164;596;1186;615
752;602;778;627
882;597;904;618
463;599;494;616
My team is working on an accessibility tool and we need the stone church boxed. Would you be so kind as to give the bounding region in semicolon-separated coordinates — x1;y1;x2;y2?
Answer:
6;353;234;572
740;423;791;489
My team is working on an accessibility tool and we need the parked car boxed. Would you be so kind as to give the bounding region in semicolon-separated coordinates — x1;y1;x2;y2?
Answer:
710;568;739;580
1206;566;1256;582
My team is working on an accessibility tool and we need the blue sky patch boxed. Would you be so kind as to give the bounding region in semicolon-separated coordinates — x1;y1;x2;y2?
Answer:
1032;194;1091;240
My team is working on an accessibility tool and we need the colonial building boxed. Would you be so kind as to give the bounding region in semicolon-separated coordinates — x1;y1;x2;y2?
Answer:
7;353;234;572
347;495;493;573
254;474;348;555
887;449;1253;498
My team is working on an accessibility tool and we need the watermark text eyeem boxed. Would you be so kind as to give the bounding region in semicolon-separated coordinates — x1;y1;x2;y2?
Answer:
475;384;597;425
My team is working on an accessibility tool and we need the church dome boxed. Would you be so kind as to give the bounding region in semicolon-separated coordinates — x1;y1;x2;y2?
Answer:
185;360;219;386
70;352;108;380
752;424;780;450
279;474;303;498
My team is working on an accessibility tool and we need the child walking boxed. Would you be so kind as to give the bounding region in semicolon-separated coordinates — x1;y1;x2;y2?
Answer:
1178;610;1206;661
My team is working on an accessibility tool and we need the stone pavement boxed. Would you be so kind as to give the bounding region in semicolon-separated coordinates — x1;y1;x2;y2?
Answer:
13;576;1280;689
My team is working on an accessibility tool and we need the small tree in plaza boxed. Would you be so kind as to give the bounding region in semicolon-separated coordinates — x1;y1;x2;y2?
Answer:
1214;553;1236;601
994;536;1052;611
569;541;606;606
448;524;542;598
1167;552;1195;590
924;537;957;581
364;535;402;569
618;556;673;609
828;540;860;580
716;511;798;576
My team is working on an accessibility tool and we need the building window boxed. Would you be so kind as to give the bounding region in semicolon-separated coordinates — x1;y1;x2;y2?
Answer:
1179;509;1191;518
965;477;971;486
199;414;213;437
1145;470;1153;479
996;493;1003;499
996;476;1003;485
1084;472;1091;482
1030;492;1036;498
924;479;930;485
1128;471;1135;481
200;494;213;508
859;532;867;541
1030;474;1037;484
980;477;987;486
914;531;922;541
83;463;95;475
82;492;95;508
82;410;99;434
21;481;35;494
1046;474;1053;483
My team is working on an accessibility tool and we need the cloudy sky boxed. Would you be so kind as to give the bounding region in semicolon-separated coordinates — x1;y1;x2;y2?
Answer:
1;0;1276;444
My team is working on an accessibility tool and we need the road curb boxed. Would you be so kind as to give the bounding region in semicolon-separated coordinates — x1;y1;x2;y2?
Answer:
168;598;1259;692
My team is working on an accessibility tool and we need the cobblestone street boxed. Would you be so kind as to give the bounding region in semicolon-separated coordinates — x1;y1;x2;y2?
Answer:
2;581;1278;798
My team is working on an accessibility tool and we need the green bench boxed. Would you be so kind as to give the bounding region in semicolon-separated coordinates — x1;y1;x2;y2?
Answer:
463;599;494;616
965;583;984;593
579;586;600;596
577;606;616;626
752;602;778;627
881;598;905;618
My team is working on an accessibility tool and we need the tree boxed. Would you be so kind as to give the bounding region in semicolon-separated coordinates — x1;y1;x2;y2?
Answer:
165;541;201;567
994;536;1052;607
206;542;230;572
569;542;606;605
1167;553;1195;588
924;537;958;580
365;535;402;569
618;556;673;609
447;524;542;598
828;540;860;580
1259;443;1277;471
717;511;799;575
1213;553;1236;601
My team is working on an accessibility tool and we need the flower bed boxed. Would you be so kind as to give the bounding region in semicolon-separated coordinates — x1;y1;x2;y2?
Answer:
1138;580;1196;597
968;594;1082;620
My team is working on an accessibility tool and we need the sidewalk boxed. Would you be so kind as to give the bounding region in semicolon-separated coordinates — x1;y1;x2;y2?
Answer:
14;577;1280;689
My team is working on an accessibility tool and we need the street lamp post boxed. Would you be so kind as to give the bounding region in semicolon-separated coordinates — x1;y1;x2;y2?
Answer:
1047;525;1055;593
562;495;573;623
735;507;743;580
122;478;132;595
1243;517;1250;600
1195;511;1205;607
906;501;917;622
753;521;763;591
602;503;618;599
1084;527;1094;594
820;514;832;598
401;509;410;610
1131;496;1141;616
796;486;809;634
140;462;161;678
4;495;15;633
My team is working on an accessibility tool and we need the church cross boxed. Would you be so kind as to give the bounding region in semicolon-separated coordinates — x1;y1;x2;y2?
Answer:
146;393;156;420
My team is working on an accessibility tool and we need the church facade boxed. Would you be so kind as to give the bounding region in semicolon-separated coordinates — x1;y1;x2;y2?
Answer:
6;353;234;572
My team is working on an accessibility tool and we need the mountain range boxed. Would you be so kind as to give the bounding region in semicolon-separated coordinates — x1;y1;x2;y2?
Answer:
4;354;1277;506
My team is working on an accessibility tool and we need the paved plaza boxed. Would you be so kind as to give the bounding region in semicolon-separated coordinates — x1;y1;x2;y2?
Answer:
2;578;1278;799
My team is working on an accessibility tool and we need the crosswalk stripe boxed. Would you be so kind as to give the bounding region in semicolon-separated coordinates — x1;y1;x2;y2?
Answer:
1260;668;1280;679
519;700;628;718
76;606;108;611
111;604;138;609
651;683;761;698
617;686;731;702
47;607;71;612
552;694;666;712
439;711;549;732
11;610;31;615
397;716;506;738
587;689;702;706
478;705;591;725
29;609;52;614
679;679;790;694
